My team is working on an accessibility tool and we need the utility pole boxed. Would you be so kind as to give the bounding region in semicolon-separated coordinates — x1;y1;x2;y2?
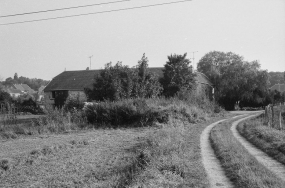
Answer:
189;51;198;71
89;55;93;69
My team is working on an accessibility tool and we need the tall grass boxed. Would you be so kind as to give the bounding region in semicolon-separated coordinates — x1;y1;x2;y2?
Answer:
120;93;224;187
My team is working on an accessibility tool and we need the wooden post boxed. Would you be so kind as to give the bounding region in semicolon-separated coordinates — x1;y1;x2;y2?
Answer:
280;103;282;130
268;105;271;127
264;106;267;125
271;104;276;128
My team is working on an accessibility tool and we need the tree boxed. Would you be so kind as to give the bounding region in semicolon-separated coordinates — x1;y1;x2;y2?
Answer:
132;54;162;98
14;73;18;82
268;72;285;87
197;51;270;110
86;54;162;101
0;90;12;103
160;53;196;97
86;61;132;101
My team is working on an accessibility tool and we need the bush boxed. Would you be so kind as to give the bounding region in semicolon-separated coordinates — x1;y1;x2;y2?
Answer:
84;99;160;127
63;95;85;112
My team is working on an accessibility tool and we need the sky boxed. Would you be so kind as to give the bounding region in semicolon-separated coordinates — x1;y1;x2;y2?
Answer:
0;0;285;81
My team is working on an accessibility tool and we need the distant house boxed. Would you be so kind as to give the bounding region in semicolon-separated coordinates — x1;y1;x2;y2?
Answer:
5;88;23;98
270;84;285;93
13;84;36;94
44;68;214;108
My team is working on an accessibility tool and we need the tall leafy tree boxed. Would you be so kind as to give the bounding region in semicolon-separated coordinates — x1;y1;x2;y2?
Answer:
132;54;162;98
86;62;132;101
198;51;270;110
86;54;162;101
14;73;18;81
160;53;196;97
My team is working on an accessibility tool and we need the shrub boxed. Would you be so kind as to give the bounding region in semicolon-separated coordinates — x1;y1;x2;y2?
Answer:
63;95;84;112
84;98;168;127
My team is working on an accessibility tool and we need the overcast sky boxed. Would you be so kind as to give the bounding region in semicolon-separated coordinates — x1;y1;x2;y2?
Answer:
0;0;284;81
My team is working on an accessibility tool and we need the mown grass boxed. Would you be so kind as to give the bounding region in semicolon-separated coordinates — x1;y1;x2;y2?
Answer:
210;119;284;188
237;116;285;166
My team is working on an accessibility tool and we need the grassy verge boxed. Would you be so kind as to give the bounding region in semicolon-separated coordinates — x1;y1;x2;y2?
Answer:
210;119;284;188
237;116;285;166
124;101;227;187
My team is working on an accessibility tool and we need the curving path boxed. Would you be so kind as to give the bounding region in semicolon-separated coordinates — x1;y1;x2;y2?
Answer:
231;114;285;181
200;115;245;188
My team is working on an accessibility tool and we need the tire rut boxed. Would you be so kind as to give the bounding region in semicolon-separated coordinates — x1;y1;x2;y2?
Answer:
200;115;244;188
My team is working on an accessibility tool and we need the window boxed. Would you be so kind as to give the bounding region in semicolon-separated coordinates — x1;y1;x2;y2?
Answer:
51;91;55;99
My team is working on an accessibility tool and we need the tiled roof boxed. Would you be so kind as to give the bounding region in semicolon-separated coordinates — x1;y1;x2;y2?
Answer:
6;88;22;94
195;72;213;86
13;84;25;91
44;68;213;92
13;84;35;93
21;84;35;93
270;84;285;93
44;70;101;91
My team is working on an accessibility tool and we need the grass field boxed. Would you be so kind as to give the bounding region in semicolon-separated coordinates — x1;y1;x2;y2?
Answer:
237;115;285;166
210;118;284;188
0;116;230;188
0;127;154;187
0;96;227;187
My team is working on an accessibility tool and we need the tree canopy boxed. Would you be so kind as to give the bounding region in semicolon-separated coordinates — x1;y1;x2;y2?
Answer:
198;51;270;110
268;72;285;87
86;54;162;101
160;53;196;97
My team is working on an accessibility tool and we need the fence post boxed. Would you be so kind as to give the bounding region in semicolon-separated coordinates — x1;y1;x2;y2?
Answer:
280;103;282;130
267;105;270;127
271;104;276;128
264;106;267;125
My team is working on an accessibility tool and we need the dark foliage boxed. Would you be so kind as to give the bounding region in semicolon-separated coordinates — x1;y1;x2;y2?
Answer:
160;53;196;97
63;95;85;112
84;99;168;127
85;54;162;101
0;90;12;103
16;98;44;114
198;51;270;110
268;72;285;87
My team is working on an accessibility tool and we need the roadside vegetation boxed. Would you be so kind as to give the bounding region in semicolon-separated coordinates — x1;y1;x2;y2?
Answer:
237;115;285;166
210;119;284;188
